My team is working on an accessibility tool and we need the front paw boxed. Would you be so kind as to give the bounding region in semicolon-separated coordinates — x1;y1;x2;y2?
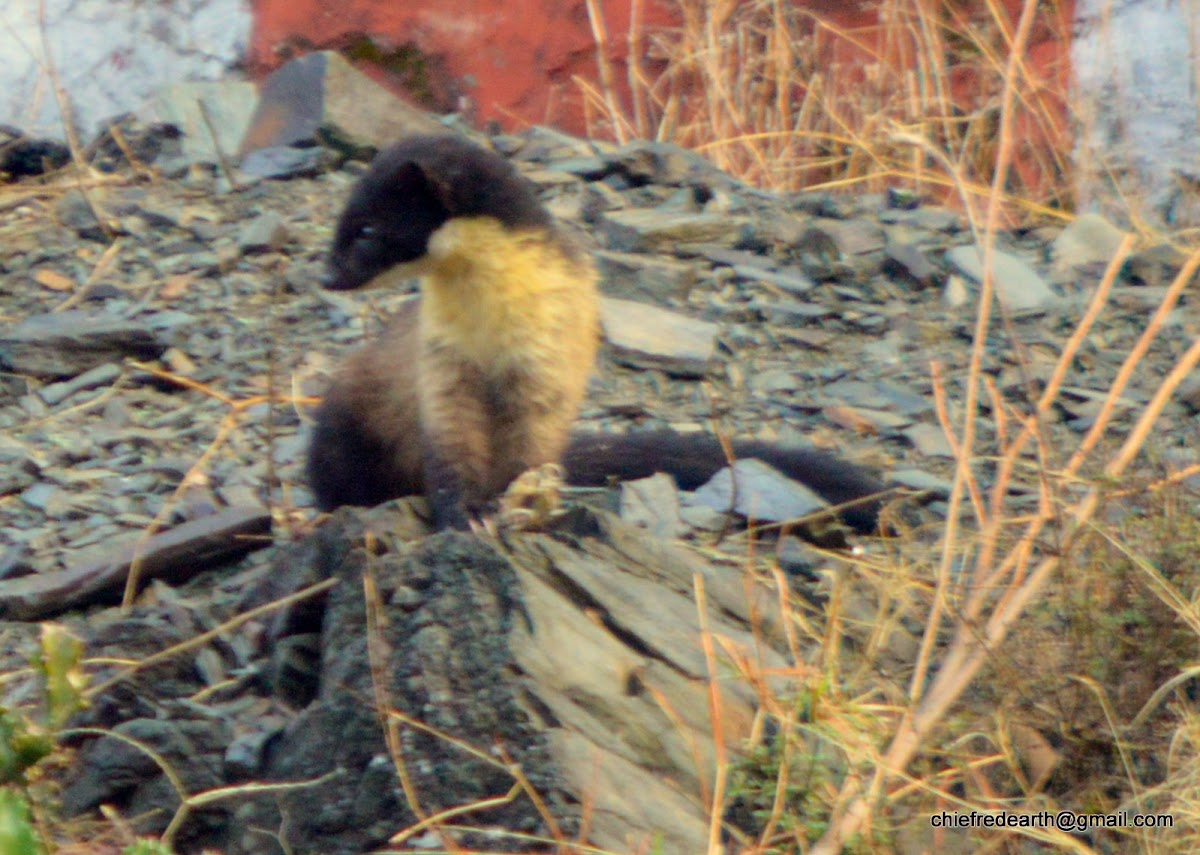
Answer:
495;463;566;532
428;486;473;531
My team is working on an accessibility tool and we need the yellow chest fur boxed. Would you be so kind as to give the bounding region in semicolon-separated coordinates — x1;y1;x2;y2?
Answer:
417;217;599;373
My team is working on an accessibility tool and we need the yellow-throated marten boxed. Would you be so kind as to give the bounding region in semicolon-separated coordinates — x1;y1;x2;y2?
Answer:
307;134;886;532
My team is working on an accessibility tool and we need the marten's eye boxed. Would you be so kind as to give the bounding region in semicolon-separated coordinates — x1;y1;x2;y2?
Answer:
355;225;377;243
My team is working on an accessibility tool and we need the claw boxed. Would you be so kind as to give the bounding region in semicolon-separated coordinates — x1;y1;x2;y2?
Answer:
496;463;567;531
468;515;498;537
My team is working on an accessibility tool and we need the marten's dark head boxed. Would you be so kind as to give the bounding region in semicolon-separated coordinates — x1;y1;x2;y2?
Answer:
326;134;553;291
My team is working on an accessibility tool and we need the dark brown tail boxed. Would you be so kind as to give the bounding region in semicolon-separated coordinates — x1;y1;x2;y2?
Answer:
561;429;887;533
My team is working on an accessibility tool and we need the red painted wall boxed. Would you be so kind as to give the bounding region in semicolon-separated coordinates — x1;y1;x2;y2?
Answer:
248;0;1072;200
248;0;678;131
249;1;1070;135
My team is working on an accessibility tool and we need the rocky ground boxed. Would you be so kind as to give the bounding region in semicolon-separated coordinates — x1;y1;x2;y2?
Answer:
2;114;1199;851
5;123;1195;574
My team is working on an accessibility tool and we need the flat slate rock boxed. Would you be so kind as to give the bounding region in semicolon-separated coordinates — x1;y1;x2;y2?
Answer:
1050;213;1126;275
606;139;726;187
0;505;272;620
619;473;687;539
0;310;183;378
889;468;954;498
759;297;832;324
593;250;696;302
599;209;749;252
238;50;444;156
238;211;290;253
807;217;887;256
945;244;1054;310
902;423;956;459
820;378;933;417
686;458;829;523
884;240;939;287
734;263;815;296
599;297;718;377
37;362;122;406
238;145;328;179
138;80;258;169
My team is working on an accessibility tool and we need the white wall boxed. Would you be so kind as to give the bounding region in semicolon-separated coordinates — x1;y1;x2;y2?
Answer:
0;0;251;142
1073;0;1200;227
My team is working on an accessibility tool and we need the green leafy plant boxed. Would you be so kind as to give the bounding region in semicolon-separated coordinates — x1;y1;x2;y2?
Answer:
0;624;88;854
122;839;176;855
0;788;40;855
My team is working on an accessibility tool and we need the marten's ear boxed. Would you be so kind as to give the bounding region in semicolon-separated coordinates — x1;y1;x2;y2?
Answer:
403;158;456;210
325;154;451;291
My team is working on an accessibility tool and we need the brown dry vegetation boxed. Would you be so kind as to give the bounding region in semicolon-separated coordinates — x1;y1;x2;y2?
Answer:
580;0;1073;222
572;1;1200;852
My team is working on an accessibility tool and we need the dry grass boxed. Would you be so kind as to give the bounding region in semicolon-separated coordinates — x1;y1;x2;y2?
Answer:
571;1;1200;853
570;1;1200;852
580;0;1072;225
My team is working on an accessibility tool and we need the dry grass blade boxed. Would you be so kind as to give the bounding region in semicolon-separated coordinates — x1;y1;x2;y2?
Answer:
693;572;730;855
116;362;320;606
583;0;628;145
84;578;337;698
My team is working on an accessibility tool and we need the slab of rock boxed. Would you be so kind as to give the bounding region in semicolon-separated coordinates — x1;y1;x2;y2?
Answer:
758;297;832;324
943;273;970;307
599;209;749;252
732;262;815;296
238;145;328;179
807;217;887;256
825;405;910;432
687;458;831;523
0;505;272;620
0;311;183;378
37;362;121;406
551;155;609;179
902;423;956;458
821;378;932;417
945;244;1054;310
600;297;717;377
884;239;939;287
228;506;783;854
749;369;802;395
20;482;66;514
238;51;444;157
593;250;696;302
606;139;731;188
890;468;954;498
1050;213;1126;276
238;211;290;254
138;81;258;169
911;206;964;232
619;473;687;539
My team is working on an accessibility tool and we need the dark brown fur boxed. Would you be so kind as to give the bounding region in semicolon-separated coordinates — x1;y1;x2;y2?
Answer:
309;135;599;528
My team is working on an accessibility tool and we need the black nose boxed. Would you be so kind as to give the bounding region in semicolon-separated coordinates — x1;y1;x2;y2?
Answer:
321;265;367;291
